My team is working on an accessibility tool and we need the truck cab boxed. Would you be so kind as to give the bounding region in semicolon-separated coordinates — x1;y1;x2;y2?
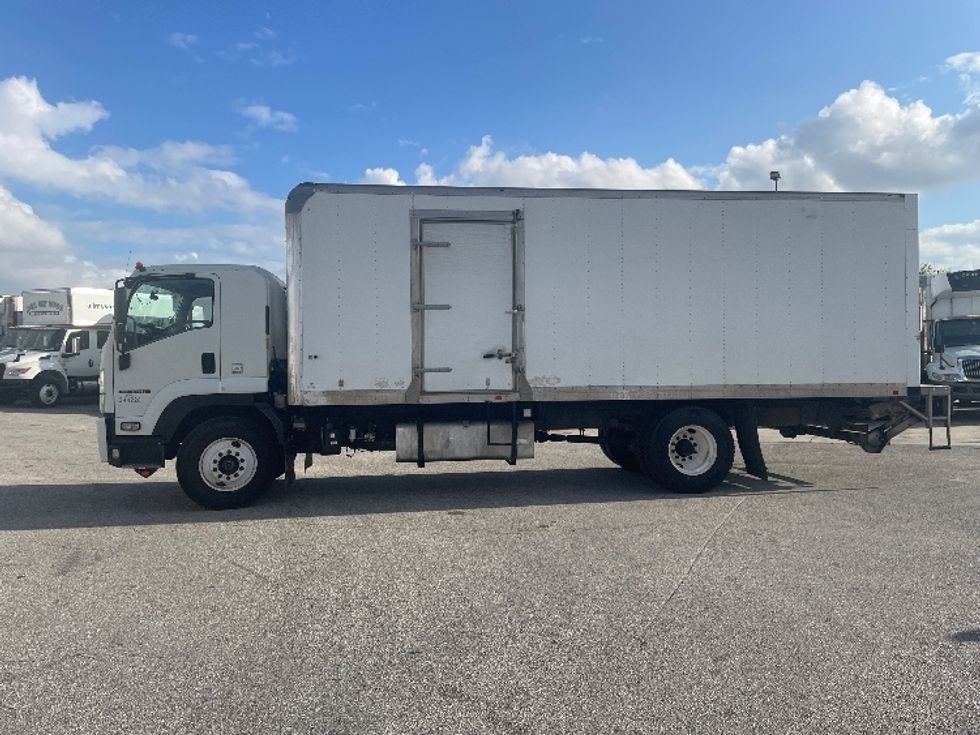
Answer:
925;316;980;398
99;264;287;475
922;270;980;401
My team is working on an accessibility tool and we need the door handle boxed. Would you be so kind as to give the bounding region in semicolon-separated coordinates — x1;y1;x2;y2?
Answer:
201;352;216;374
482;349;514;360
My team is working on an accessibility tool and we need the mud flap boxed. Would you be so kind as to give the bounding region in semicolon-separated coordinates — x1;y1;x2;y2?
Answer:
734;404;768;480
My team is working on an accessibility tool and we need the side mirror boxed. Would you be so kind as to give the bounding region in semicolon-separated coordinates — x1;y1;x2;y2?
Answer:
934;337;945;354
114;283;129;350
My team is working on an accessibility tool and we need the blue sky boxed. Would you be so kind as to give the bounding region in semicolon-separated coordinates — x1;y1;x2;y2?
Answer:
1;0;979;291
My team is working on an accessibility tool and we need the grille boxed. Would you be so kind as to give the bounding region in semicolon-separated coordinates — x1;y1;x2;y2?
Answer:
963;358;980;380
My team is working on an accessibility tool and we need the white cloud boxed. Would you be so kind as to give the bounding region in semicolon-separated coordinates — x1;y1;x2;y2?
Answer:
714;80;980;191
921;219;980;270
360;167;406;186
66;220;282;259
0;185;123;292
945;51;980;75
945;51;980;105
251;50;296;67
405;135;702;189
239;103;298;132
93;140;237;170
0;77;280;215
168;32;199;50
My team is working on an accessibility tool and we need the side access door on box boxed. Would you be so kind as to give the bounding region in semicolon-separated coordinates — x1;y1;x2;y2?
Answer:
410;210;527;399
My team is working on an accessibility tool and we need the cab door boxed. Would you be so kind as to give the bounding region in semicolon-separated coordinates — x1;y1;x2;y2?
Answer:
62;328;107;379
113;275;220;426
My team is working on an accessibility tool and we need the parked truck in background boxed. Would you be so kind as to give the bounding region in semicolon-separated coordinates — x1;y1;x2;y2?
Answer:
0;287;113;407
921;269;980;402
99;184;947;509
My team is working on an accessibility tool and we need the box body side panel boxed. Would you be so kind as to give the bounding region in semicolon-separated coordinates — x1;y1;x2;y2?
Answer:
288;188;915;404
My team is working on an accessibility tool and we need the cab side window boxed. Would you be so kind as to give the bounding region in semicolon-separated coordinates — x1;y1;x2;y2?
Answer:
72;331;90;351
125;278;215;349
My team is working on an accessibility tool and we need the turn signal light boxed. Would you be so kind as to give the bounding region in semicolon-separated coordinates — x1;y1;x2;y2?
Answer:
120;422;141;431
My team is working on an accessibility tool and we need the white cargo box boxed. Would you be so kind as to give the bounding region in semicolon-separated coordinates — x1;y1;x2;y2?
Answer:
22;287;113;326
925;271;980;319
286;185;919;406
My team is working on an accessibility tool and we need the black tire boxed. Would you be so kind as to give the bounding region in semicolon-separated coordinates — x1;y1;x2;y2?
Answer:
176;417;280;510
599;429;642;472
638;407;734;494
31;377;62;407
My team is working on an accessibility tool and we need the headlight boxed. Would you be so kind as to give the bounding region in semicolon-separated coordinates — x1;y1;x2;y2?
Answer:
5;366;31;376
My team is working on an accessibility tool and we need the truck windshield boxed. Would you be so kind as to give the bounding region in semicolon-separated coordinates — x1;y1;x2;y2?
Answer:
125;278;214;349
0;330;21;349
13;328;67;351
935;319;980;348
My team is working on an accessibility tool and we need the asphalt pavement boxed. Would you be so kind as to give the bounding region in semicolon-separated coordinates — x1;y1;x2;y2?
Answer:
0;402;978;734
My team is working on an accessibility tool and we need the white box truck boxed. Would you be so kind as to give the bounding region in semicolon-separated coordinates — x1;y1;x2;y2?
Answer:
921;269;980;401
0;287;113;406
98;184;947;509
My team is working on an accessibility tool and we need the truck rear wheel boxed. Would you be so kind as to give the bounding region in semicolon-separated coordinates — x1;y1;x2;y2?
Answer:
599;429;642;472
639;407;734;493
176;417;279;510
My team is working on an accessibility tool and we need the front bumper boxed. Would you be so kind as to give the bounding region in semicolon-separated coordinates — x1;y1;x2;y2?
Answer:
949;382;980;399
99;413;165;468
0;378;31;398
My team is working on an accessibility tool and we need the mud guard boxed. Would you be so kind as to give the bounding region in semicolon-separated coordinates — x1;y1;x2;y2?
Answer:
734;404;769;480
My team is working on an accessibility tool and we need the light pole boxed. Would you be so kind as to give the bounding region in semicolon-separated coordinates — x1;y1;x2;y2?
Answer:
770;170;781;192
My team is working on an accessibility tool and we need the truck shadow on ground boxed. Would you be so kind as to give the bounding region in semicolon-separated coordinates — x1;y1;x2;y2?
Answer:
0;466;820;532
0;399;100;417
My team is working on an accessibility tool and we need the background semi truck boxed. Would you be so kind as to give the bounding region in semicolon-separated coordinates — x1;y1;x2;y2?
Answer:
921;269;980;401
99;184;946;509
0;287;113;406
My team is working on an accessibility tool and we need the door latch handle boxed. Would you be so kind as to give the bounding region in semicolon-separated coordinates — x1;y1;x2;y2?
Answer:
482;349;514;360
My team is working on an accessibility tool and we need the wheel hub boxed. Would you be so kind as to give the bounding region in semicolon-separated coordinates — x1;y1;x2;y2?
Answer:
668;425;718;476
199;438;258;492
217;455;241;475
39;384;59;405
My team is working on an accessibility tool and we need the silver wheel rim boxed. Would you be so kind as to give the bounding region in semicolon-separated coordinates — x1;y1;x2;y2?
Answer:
668;425;718;476
38;383;59;406
199;437;258;492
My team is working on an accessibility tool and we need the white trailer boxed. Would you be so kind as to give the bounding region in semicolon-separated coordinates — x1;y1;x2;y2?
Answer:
921;270;980;400
0;287;113;406
99;185;947;509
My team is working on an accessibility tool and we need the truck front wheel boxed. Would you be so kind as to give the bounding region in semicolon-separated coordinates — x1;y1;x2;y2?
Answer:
31;377;62;407
639;407;734;493
176;417;280;510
